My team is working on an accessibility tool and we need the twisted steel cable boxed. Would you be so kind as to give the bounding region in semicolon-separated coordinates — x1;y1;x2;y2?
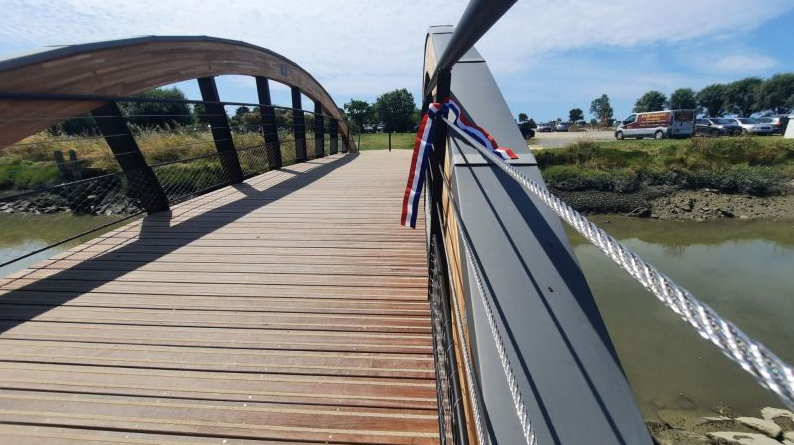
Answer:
443;118;794;410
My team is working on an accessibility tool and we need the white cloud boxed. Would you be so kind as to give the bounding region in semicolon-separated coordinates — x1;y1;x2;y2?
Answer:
0;0;790;112
705;53;777;72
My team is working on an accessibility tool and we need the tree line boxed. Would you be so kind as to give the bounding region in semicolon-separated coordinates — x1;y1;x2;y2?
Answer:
632;73;794;117
343;89;420;132
51;86;355;136
518;72;794;128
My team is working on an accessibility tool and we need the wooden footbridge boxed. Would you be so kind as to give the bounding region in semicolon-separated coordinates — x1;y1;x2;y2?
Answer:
0;150;438;444
1;0;790;444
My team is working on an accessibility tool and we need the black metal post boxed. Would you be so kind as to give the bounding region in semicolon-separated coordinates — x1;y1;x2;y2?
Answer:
342;134;349;153
388;132;392;152
329;119;339;155
197;77;243;183
291;86;307;162
91;102;170;214
256;77;282;170
314;100;325;158
426;67;469;444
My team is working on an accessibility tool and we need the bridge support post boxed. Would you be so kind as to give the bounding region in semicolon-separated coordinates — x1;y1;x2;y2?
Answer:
91;102;170;214
329;119;339;155
291;87;307;162
341;135;349;153
197;77;243;183
256;77;282;170
314;101;325;158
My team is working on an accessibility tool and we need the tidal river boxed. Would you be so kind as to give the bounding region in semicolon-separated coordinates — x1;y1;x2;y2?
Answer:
566;216;794;421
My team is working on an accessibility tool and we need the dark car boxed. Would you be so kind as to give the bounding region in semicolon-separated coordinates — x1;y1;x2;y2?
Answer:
757;116;789;135
703;118;742;136
520;127;535;139
695;119;721;137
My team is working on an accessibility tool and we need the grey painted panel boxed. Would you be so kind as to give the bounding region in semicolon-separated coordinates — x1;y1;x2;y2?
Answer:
427;26;652;444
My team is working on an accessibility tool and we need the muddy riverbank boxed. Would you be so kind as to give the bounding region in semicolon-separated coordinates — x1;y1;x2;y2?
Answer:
552;186;794;220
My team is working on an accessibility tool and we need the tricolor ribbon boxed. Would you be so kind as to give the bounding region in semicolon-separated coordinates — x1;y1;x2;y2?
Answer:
400;99;518;228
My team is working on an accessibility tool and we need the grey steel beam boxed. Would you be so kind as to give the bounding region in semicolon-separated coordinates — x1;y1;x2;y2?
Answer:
256;77;282;169
197;76;243;183
425;27;653;444
291;86;307;162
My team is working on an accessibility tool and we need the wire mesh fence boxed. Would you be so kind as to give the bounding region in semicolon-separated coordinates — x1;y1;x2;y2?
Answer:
150;152;232;204
0;171;143;269
428;232;462;445
0;94;348;272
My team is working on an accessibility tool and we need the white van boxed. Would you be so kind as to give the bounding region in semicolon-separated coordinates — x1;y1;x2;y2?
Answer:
615;109;695;140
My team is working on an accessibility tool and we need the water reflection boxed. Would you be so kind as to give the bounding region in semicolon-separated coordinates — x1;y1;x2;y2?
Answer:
566;216;794;420
0;213;129;277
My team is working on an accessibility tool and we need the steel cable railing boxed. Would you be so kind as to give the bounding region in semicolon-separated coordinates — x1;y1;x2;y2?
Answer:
441;115;794;411
0;97;351;270
431;157;538;445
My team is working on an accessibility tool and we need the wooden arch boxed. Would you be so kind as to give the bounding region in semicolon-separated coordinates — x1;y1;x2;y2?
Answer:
0;36;349;146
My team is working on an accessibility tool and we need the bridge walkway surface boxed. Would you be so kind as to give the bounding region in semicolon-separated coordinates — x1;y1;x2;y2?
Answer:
0;150;439;444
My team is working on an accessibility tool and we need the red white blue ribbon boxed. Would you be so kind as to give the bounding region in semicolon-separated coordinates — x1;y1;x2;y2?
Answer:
401;99;518;228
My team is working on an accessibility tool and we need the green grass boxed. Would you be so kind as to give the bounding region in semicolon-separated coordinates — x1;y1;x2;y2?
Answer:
537;136;794;195
355;132;416;151
0;159;61;191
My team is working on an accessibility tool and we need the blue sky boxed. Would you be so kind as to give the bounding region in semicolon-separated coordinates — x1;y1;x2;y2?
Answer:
1;0;793;122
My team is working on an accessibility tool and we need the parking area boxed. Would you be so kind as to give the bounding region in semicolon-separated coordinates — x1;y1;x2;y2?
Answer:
529;130;615;149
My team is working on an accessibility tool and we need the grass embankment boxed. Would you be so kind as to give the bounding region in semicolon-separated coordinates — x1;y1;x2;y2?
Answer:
0;130;286;193
537;137;794;196
355;132;416;151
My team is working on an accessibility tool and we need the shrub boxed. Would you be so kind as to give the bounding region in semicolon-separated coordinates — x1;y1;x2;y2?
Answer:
542;165;639;192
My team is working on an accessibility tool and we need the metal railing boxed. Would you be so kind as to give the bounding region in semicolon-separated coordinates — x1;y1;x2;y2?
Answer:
422;1;792;444
0;92;352;270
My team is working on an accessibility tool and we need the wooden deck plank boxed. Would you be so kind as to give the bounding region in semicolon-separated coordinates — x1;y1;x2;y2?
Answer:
0;151;437;444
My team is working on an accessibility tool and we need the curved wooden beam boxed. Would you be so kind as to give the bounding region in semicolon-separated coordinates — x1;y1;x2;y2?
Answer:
0;36;350;148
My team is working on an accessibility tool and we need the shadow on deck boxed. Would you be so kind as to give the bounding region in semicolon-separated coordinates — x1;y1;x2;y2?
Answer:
0;151;439;444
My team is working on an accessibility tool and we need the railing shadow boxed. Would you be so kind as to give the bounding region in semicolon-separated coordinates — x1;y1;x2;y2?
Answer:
0;153;357;336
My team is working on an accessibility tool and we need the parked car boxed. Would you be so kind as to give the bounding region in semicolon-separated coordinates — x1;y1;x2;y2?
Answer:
615;109;695;140
376;123;385;132
694;119;721;137
554;122;569;132
520;126;535;139
757;116;789;135
702;118;742;135
537;122;553;132
363;124;375;133
728;118;773;135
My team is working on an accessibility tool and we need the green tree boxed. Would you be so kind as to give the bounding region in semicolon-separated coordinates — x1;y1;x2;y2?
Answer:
344;99;372;129
589;94;614;126
235;106;251;116
759;73;794;114
374;89;417;132
668;88;698;111
697;84;727;117
192;103;211;125
518;112;529;123
725;77;763;117
568;108;583;123
49;114;99;136
120;87;193;129
633;90;667;112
